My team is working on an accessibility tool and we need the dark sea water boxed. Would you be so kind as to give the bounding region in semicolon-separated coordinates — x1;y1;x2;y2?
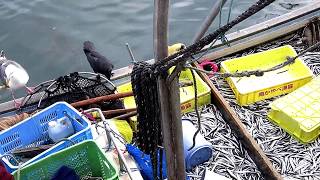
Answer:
0;0;317;101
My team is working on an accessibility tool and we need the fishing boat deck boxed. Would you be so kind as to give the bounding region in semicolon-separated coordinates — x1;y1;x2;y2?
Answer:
184;31;320;179
0;3;319;179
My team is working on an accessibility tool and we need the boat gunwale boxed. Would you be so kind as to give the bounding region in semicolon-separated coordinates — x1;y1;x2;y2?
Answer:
110;2;320;81
1;4;319;116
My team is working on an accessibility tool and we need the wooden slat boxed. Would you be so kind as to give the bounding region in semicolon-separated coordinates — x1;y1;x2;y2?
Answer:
111;59;154;81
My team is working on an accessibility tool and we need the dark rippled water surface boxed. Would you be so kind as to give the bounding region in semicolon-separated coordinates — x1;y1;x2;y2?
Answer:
0;0;317;100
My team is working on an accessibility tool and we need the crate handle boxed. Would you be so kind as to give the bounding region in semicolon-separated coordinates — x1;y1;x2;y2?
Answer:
56;138;76;146
0;154;21;174
0;154;20;166
0;154;23;180
63;111;84;126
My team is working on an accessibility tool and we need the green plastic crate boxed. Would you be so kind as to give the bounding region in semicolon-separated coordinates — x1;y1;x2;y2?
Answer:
13;140;119;180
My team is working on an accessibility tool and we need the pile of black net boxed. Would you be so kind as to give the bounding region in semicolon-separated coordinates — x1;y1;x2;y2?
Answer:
21;72;116;110
130;0;276;179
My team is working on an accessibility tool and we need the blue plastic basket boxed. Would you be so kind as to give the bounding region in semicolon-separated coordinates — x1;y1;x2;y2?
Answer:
0;102;93;173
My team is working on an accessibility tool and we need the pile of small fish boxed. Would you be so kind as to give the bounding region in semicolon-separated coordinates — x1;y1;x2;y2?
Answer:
185;33;320;180
184;105;263;180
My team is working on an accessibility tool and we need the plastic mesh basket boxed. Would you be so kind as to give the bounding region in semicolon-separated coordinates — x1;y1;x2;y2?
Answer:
220;45;313;105
0;102;93;172
268;75;320;143
13;140;119;180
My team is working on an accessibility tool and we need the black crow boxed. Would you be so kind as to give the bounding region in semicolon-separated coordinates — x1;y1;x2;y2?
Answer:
83;41;114;79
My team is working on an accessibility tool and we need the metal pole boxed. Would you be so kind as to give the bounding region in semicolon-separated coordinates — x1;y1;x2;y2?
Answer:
125;43;136;63
192;0;227;43
154;0;186;179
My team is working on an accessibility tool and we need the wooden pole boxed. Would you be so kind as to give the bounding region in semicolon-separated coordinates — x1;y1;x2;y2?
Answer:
70;92;133;108
113;111;137;120
195;63;283;180
102;108;136;116
192;0;227;43
154;0;186;179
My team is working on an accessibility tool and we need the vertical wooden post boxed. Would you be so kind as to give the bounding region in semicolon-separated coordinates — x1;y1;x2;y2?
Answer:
154;0;186;179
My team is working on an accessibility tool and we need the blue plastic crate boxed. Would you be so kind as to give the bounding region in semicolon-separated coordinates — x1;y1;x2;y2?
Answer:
0;102;93;173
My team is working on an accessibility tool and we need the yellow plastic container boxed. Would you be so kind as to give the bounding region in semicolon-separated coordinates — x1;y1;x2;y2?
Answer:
220;45;313;106
110;119;133;143
168;43;185;55
117;69;211;131
268;76;320;143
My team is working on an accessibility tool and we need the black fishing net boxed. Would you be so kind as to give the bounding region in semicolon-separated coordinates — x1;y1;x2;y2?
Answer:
20;72;116;110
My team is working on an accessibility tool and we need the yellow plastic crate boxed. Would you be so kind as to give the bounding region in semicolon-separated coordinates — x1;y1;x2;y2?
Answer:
220;45;313;106
268;76;320;143
117;69;211;131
